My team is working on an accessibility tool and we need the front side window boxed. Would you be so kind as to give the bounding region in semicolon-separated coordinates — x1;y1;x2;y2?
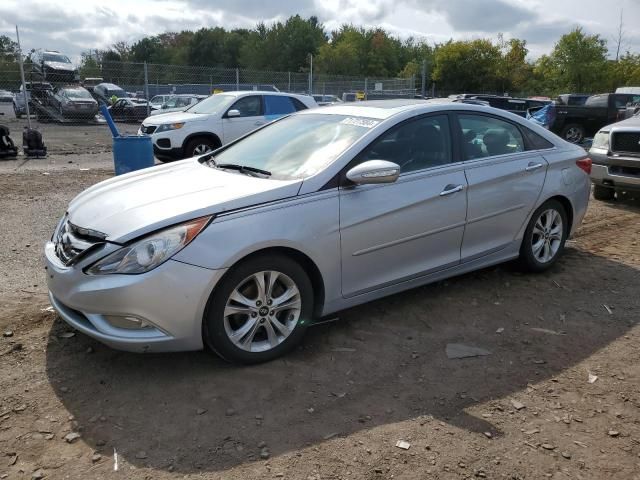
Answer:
358;115;452;173
264;95;296;115
228;95;262;117
458;114;525;159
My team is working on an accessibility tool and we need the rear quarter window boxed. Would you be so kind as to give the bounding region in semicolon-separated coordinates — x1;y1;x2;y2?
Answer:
522;127;554;150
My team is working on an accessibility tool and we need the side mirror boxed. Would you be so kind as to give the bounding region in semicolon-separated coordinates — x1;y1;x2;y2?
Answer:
226;109;241;118
346;160;400;185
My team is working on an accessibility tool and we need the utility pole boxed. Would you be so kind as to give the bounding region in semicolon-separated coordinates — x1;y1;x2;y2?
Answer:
308;54;313;94
421;59;427;98
15;25;31;129
143;62;150;116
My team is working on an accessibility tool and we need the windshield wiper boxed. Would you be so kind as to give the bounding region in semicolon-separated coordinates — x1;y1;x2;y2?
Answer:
216;163;271;177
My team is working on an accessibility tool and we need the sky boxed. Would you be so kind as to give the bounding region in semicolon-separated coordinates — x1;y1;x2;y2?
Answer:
1;0;639;64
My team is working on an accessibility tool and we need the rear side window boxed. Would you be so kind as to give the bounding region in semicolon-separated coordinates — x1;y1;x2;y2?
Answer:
291;97;308;111
264;95;296;116
585;95;607;107
522;127;554;150
458;114;525;159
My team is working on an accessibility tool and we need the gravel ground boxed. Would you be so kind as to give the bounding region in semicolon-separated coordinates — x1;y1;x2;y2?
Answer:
0;160;639;480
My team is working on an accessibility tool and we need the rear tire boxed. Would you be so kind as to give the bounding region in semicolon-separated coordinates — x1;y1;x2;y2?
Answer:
519;199;568;273
203;254;314;364
184;136;219;158
560;124;585;144
593;184;615;201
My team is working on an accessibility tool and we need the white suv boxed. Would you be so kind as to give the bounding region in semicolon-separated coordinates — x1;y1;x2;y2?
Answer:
140;91;317;161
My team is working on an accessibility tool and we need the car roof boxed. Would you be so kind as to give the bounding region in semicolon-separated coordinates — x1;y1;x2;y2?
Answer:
216;90;308;98
307;99;451;119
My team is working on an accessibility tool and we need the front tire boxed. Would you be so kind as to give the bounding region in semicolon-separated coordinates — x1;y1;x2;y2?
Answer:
519;200;568;272
593;184;615;201
203;254;314;364
185;136;218;158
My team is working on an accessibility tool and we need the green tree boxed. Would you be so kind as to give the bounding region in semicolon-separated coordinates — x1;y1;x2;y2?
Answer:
546;27;608;92
432;39;502;93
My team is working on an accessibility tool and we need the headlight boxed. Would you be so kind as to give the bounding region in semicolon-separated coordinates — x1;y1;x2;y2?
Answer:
86;216;211;275
592;131;610;150
155;122;185;133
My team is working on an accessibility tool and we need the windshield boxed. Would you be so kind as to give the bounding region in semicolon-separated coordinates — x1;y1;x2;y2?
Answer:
209;114;379;180
43;53;71;63
64;88;92;99
187;94;233;114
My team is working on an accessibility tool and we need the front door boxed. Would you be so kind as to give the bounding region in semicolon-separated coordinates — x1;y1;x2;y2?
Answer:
222;95;265;143
456;113;547;261
339;114;468;297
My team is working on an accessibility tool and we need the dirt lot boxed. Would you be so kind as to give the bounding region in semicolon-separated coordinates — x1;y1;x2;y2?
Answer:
0;162;639;480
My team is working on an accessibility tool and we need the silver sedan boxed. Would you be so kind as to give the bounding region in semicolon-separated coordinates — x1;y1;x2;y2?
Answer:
45;100;591;363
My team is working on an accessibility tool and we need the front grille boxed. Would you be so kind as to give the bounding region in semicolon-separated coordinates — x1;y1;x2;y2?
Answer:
54;219;106;266
141;125;156;135
609;165;640;177
611;132;640;154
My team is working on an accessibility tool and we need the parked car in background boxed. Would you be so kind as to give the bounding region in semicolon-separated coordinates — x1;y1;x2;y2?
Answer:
45;100;590;363
149;94;173;109
140;91;317;161
0;89;14;104
13;82;53;118
81;77;103;94
545;93;640;143
92;83;128;105
31;50;79;83
50;86;98;120
312;94;343;106
108;97;151;122
149;94;207;116
451;94;550;117
589;113;640;200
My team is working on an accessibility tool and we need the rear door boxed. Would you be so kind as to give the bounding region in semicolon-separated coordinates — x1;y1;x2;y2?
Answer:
221;95;265;143
339;114;468;297
457;113;547;261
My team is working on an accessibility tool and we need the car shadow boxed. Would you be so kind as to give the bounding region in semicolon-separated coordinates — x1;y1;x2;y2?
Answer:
44;247;639;473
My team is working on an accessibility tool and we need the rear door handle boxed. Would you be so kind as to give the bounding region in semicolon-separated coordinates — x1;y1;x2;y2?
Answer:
525;162;544;172
440;184;464;196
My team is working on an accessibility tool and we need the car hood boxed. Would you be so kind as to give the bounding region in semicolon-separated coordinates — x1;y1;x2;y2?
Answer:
149;106;188;116
44;61;76;72
66;159;302;242
142;111;206;125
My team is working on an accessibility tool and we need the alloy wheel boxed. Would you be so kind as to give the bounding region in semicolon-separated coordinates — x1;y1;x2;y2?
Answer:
531;208;563;263
223;271;302;353
565;127;582;143
192;144;212;155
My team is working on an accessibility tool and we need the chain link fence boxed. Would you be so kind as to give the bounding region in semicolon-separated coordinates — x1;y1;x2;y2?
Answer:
0;59;418;156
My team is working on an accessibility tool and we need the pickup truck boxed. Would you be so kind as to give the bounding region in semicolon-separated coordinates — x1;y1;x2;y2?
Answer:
589;112;640;200
532;93;640;143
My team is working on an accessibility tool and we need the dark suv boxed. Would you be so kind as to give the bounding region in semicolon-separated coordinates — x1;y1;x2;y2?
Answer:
31;50;79;83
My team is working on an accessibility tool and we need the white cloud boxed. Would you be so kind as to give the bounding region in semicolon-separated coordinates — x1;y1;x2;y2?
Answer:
0;0;637;63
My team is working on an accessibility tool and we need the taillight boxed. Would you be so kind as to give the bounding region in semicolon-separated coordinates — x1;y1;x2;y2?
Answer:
576;157;592;175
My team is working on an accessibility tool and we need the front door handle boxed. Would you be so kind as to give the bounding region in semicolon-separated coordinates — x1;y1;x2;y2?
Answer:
440;184;464;196
254;121;266;126
525;162;544;172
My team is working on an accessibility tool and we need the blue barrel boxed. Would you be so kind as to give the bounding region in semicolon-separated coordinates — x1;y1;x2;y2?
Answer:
112;135;155;175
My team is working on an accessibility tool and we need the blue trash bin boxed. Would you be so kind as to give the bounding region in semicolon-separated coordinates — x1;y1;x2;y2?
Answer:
112;135;155;176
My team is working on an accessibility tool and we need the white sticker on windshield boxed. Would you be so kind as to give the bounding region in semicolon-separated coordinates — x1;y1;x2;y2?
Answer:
340;117;379;128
